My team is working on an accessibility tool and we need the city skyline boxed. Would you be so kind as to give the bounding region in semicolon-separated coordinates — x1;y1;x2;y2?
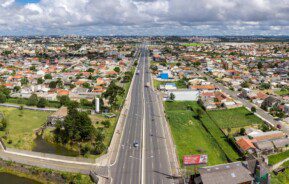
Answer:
0;0;289;36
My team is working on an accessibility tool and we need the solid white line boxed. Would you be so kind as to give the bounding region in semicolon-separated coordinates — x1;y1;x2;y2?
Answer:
141;47;146;184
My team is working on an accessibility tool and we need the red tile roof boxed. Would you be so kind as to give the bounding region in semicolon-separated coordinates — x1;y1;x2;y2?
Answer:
236;138;255;151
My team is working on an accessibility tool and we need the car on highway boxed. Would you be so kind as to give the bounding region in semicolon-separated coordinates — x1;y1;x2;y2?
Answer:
133;140;139;148
145;82;150;88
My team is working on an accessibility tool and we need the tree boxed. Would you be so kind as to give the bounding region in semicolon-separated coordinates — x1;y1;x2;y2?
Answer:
257;62;263;69
58;95;71;106
20;77;29;86
260;83;270;90
80;99;92;107
169;93;175;101
27;94;38;106
44;73;52;79
37;78;44;84
83;82;90;89
195;108;203;120
114;67;120;73
150;65;158;72
227;127;231;135
54;105;95;143
260;124;270;132
56;78;63;88
86;68;95;73
94;141;106;154
0;86;10;98
37;98;46;108
101;120;111;128
0;117;7;131
49;81;57;89
251;106;256;114
240;128;246;135
0;92;6;103
102;81;124;108
14;86;21;92
30;66;36;71
241;81;250;88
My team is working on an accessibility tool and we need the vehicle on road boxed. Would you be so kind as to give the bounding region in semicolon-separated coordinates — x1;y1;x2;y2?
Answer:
133;140;139;148
145;82;150;88
136;70;140;75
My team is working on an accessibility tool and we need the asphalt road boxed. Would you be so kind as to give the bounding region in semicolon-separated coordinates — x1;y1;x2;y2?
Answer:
143;46;176;184
110;45;177;184
110;46;144;184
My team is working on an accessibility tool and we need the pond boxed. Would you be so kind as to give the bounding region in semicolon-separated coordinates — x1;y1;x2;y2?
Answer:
32;136;79;157
0;172;40;184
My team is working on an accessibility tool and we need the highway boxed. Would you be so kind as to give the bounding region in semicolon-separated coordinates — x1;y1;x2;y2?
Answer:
110;45;178;184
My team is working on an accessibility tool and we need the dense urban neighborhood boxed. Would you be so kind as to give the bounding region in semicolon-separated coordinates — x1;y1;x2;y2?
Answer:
0;36;289;183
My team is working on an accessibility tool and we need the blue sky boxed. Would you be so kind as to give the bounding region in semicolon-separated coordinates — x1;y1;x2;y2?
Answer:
16;0;40;4
0;0;289;36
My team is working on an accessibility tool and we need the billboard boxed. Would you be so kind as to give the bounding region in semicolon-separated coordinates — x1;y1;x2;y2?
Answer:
183;155;208;166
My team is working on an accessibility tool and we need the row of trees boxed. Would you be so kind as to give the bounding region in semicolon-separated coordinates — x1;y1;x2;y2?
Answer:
27;94;47;108
0;86;11;103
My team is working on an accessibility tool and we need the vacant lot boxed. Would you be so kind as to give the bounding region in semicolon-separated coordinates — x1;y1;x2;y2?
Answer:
200;112;240;161
0;106;51;150
153;79;187;90
90;114;117;147
207;107;263;129
165;101;228;166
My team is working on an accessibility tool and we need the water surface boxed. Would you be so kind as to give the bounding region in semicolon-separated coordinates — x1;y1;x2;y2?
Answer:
0;172;40;184
33;136;79;157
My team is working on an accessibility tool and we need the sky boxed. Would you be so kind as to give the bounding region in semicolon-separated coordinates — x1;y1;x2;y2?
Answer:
1;0;289;36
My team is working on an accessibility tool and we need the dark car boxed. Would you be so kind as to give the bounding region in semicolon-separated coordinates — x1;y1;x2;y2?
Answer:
133;140;139;148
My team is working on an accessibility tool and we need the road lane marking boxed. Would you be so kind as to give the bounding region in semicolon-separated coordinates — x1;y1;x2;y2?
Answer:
141;48;146;184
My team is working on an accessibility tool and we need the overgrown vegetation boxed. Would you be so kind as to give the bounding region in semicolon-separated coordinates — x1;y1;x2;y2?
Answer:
54;103;106;155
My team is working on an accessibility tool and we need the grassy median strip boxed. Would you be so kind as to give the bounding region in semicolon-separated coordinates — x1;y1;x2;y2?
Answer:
165;101;228;166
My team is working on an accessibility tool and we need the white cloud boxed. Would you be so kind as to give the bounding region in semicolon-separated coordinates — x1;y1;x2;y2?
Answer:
0;0;289;35
0;0;14;8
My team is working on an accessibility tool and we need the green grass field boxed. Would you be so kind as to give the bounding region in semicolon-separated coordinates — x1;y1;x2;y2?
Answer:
0;106;51;150
275;89;289;96
165;101;229;166
165;101;245;165
183;43;204;47
153;79;187;89
263;155;289;184
207;107;263;129
271;170;289;184
200;112;240;161
268;150;289;165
